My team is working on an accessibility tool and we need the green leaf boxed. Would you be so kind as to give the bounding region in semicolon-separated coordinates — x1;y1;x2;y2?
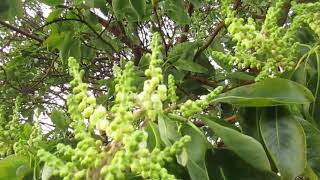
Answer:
69;38;81;60
158;114;180;146
158;114;190;166
168;42;197;63
158;114;187;166
303;164;319;180
145;121;161;150
188;0;203;7
208;149;280;180
197;114;271;171
173;59;208;73
227;71;255;81
198;114;240;132
0;155;31;180
0;0;10;15
307;51;320;127
112;0;146;22
237;108;262;141
81;44;95;61
94;0;108;10
41;0;64;6
50;109;68;130
129;0;146;19
85;0;107;9
215;78;314;106
298;117;320;177
164;0;190;25
181;122;210;180
205;150;226;180
59;32;73;63
259;106;306;180
0;0;23;20
46;9;63;22
168;42;210;73
43;33;65;50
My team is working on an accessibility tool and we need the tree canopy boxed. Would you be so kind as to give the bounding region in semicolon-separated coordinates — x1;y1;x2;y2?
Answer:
0;0;320;179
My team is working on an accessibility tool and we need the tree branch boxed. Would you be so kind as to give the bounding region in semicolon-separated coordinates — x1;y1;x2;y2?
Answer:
152;7;168;55
0;20;43;43
93;13;145;65
193;0;241;61
193;21;225;60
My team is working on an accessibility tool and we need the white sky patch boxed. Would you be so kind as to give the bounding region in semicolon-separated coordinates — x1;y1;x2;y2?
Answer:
91;8;108;20
41;4;52;18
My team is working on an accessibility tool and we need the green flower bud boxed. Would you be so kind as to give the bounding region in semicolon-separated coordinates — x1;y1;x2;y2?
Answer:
82;106;94;118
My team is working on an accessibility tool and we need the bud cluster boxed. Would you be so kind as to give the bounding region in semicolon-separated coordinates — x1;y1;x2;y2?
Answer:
180;86;223;117
0;98;23;156
37;57;105;179
214;0;313;81
137;33;167;121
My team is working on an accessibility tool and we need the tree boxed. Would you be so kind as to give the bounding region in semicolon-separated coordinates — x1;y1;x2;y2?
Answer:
0;0;319;179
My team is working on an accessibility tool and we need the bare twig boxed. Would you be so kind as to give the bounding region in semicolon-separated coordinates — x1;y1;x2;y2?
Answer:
0;20;43;43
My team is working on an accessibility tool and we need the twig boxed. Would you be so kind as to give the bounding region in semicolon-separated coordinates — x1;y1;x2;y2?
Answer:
193;21;225;61
0;20;43;43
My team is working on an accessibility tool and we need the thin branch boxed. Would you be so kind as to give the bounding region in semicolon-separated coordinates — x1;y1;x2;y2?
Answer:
193;0;242;60
39;18;119;57
178;3;194;43
92;12;145;65
0;20;43;43
153;7;168;55
193;21;225;60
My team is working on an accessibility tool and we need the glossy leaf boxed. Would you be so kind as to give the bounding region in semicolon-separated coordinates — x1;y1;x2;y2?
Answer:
173;59;208;73
237;107;262;141
208;149;280;180
197;114;271;171
197;114;240;132
181;122;210;180
259;107;306;180
215;78;314;106
205;149;226;180
158;114;189;166
158;113;180;146
298;117;320;177
112;0;146;22
145;121;161;150
307;52;320;126
168;41;208;73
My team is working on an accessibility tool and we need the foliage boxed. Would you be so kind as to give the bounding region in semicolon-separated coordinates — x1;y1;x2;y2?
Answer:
0;0;320;179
